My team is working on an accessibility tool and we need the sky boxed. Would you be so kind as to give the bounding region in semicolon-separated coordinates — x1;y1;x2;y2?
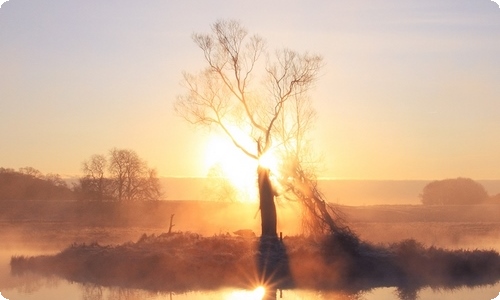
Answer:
0;0;499;180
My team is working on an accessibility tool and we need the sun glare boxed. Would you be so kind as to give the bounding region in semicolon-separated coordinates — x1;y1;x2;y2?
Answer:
258;148;279;172
204;129;285;202
225;286;266;300
204;134;259;202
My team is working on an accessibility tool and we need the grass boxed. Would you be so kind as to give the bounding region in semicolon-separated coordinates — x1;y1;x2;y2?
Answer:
4;202;500;297
11;232;258;291
10;231;500;294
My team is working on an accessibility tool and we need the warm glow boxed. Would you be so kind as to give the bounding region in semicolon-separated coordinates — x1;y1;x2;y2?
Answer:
204;134;259;202
225;286;266;300
258;148;279;173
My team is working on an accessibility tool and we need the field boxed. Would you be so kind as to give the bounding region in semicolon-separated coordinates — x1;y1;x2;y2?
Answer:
344;204;500;249
1;200;499;250
2;200;500;299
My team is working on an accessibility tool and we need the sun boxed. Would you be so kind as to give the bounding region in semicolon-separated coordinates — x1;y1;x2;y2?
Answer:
204;134;259;202
225;286;267;300
258;147;279;172
204;130;284;202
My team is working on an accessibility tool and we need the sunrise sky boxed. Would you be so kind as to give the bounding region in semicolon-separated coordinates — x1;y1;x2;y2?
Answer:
1;0;499;180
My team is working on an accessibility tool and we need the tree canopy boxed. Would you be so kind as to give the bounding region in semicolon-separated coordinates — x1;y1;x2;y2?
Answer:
78;148;162;202
175;19;322;163
420;177;488;205
0;167;74;201
175;20;348;237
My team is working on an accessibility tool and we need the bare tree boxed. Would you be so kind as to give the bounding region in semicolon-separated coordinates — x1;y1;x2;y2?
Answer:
175;20;323;237
108;148;161;202
44;173;68;188
204;163;239;202
81;154;108;201
109;149;139;202
139;168;163;201
79;149;162;202
18;166;43;179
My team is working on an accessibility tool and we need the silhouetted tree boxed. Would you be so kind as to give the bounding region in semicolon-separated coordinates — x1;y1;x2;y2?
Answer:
204;163;239;202
175;20;323;237
0;167;74;201
108;148;145;202
81;154;109;201
140;168;163;201
420;177;488;205
18;166;43;179
44;173;68;188
78;149;162;202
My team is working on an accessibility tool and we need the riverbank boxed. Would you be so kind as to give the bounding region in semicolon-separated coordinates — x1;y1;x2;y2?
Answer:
2;201;500;299
10;231;500;295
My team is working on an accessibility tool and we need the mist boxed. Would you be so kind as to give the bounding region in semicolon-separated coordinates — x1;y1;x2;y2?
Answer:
2;197;500;299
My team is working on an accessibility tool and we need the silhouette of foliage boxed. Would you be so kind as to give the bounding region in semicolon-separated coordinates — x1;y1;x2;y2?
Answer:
77;149;162;202
420;177;488;205
0;167;74;201
175;19;324;237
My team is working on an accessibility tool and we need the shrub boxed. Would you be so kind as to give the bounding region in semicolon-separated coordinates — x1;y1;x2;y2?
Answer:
420;178;488;205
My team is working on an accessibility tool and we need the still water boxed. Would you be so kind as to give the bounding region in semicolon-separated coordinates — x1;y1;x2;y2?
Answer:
2;226;500;300
2;250;500;300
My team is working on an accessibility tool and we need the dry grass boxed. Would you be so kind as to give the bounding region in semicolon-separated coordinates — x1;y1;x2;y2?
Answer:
10;231;500;294
11;233;258;291
4;202;500;296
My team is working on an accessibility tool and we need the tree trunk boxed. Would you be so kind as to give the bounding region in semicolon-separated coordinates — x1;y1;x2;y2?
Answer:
258;166;277;237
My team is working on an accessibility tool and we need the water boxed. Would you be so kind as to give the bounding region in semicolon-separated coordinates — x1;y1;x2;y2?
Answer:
2;249;500;300
3;279;500;299
1;223;500;300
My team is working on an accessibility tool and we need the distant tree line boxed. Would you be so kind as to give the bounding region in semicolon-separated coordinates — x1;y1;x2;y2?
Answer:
75;148;162;202
0;148;163;202
0;167;74;201
420;177;491;205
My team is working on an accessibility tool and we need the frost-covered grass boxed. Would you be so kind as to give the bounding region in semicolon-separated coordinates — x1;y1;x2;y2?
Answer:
10;231;500;294
11;232;258;291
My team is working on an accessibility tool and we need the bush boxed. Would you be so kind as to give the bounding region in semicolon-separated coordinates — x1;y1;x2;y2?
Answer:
420;178;488;205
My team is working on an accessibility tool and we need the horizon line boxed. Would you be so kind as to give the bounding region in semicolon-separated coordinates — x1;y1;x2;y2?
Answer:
156;176;500;181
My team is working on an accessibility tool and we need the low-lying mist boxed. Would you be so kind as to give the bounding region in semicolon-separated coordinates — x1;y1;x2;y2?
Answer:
9;231;500;299
2;200;500;300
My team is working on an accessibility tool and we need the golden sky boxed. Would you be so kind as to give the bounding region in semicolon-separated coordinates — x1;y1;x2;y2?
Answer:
0;0;499;180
